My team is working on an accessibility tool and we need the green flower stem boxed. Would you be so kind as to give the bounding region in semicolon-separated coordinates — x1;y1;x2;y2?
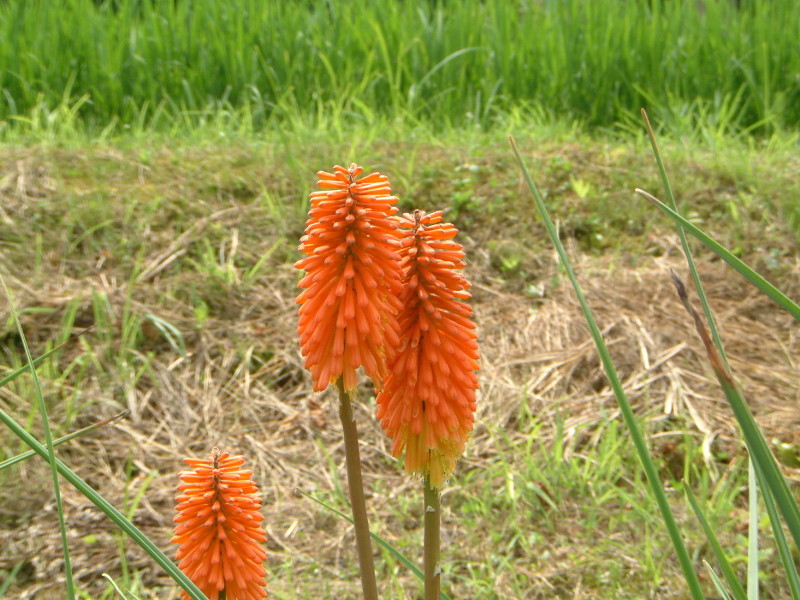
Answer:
424;476;442;600
337;377;379;600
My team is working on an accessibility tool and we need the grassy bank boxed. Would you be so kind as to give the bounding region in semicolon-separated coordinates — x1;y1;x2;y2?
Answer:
1;0;799;138
1;131;799;598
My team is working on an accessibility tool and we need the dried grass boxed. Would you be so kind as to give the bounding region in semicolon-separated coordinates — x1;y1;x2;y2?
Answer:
1;146;799;598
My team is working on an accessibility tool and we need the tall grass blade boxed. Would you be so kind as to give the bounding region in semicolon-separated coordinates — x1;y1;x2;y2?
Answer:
0;410;129;471
0;328;93;388
509;136;706;600
706;562;735;600
747;459;759;600
641;109;729;364
754;461;800;600
0;560;25;596
1;276;75;599
636;188;800;323
684;485;747;600
297;489;452;600
670;273;800;550
101;573;132;599
0;404;208;600
747;459;758;600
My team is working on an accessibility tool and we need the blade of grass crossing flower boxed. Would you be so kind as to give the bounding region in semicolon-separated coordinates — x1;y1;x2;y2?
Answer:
635;189;800;322
297;489;453;600
747;458;759;600
509;136;706;600
670;270;800;551
0;411;130;471
683;485;747;600
0;405;209;600
641;109;728;365
1;276;75;600
753;460;800;600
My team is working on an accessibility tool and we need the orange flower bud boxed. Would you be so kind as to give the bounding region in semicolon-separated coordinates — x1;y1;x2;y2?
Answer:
376;210;479;488
173;449;267;600
296;164;403;394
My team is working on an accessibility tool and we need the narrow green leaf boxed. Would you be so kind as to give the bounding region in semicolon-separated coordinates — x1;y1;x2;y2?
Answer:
0;560;26;596
705;562;735;600
641;109;729;364
670;273;800;550
101;573;133;599
636;188;800;322
1;276;75;599
0;405;208;600
509;136;706;600
717;376;800;557
684;485;747;600
297;489;453;600
754;461;800;600
0;341;70;388
0;411;129;471
747;459;759;600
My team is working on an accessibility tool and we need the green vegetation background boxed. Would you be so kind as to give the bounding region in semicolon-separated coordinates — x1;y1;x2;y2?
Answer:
1;0;799;138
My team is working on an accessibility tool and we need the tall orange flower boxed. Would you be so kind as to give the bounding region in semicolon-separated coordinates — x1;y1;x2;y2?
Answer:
296;163;403;393
173;449;268;600
376;210;479;488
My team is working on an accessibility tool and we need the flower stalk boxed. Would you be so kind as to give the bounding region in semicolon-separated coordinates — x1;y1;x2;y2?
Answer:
423;476;441;600
296;164;404;599
337;377;379;600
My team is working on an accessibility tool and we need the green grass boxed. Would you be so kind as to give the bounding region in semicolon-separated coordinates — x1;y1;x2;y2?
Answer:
1;0;799;139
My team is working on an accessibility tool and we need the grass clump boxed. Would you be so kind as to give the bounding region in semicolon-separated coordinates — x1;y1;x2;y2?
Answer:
1;0;799;138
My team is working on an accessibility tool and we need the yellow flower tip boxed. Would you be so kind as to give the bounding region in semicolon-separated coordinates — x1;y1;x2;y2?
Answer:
377;210;479;487
396;420;466;489
173;448;268;600
296;164;404;394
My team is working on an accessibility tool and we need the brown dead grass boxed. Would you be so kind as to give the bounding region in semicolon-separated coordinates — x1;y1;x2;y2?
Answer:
0;141;799;599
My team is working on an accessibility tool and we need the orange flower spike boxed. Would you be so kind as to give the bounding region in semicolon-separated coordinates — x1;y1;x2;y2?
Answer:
376;210;479;488
296;164;403;394
173;449;268;600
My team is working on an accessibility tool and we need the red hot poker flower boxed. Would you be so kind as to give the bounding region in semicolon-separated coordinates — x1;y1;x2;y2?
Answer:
376;210;479;488
295;164;403;393
173;449;268;600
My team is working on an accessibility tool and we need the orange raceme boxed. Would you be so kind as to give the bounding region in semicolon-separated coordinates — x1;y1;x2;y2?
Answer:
296;164;403;394
173;449;267;600
376;210;479;488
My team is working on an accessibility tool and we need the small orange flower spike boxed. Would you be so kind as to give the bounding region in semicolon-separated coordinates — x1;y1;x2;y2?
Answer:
376;210;479;488
296;164;403;394
173;449;268;600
